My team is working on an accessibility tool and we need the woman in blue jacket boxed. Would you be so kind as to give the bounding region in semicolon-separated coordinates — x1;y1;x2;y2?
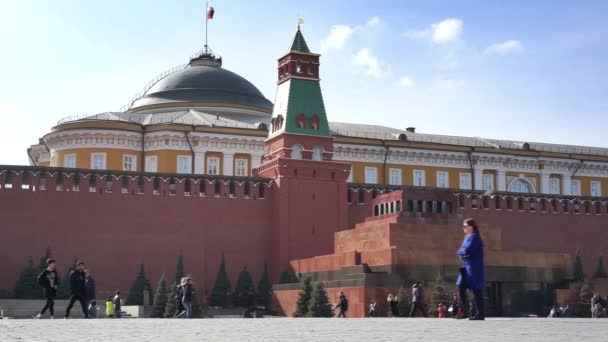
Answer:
457;218;485;320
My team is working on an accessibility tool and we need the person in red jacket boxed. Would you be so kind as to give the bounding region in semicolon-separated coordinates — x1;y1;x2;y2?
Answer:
437;303;446;318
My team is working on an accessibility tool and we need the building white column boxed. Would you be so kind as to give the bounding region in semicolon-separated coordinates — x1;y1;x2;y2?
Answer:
473;168;484;191
223;153;234;176
497;170;507;192
562;175;572;196
194;152;205;174
540;171;551;194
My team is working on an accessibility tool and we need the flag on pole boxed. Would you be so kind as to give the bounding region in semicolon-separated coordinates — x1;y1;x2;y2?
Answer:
207;6;215;20
298;18;304;25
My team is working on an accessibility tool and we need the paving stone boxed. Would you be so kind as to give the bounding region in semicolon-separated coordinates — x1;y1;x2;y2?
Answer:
0;318;606;342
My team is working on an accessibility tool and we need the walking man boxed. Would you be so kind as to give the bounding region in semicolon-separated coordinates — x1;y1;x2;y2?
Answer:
335;291;349;318
85;270;96;318
64;260;89;318
409;282;427;317
113;290;122;318
35;258;59;319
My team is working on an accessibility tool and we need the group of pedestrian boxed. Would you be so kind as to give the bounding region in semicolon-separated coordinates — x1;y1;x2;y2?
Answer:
365;218;486;320
172;276;195;318
34;259;122;319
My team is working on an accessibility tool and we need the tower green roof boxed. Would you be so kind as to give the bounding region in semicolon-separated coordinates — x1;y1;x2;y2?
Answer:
288;26;311;53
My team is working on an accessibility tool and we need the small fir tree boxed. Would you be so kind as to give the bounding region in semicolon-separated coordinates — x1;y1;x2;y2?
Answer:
126;263;153;305
397;285;411;317
256;261;273;308
233;266;256;308
429;277;449;316
307;283;334;317
151;274;169;318
210;254;232;307
175;254;185;284
293;277;313;317
575;283;594;318
573;249;585;282
12;257;39;299
163;282;179;318
593;256;607;279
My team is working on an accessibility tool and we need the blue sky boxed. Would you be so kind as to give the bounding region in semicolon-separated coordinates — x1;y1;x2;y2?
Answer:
1;0;607;165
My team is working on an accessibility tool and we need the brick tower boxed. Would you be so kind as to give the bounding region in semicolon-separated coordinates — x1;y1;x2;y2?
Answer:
255;25;351;280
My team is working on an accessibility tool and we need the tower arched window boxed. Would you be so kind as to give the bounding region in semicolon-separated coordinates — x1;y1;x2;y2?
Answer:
310;114;320;130
296;62;302;73
312;146;323;161
296;114;306;129
508;179;534;193
307;64;313;75
291;144;303;160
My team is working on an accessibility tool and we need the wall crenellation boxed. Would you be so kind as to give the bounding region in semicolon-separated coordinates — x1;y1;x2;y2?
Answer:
0;165;272;200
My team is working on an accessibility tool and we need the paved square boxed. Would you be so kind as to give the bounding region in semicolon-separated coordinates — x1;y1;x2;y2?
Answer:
0;318;606;342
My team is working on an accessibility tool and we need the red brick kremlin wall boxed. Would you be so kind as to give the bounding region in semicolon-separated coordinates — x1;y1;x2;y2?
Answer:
0;167;274;299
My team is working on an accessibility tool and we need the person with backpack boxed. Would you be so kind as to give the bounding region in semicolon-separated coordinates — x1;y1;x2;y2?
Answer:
34;259;59;319
335;291;348;318
64;260;89;318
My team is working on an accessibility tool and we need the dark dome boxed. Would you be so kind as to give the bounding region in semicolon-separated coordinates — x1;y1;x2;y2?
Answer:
129;56;273;112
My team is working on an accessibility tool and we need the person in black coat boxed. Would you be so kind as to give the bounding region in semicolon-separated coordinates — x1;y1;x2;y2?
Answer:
64;261;89;318
335;292;348;318
35;259;59;319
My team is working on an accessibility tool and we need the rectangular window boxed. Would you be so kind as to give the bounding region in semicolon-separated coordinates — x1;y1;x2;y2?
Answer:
123;155;136;172
347;166;353;183
207;157;220;175
389;168;402;186
364;167;378;184
459;172;472;190
483;174;494;192
91;153;106;170
177;155;191;174
64;154;76;168
571;180;582;196
591;181;602;197
549;178;560;195
436;171;449;188
413;170;426;186
235;158;248;177
145;156;158;173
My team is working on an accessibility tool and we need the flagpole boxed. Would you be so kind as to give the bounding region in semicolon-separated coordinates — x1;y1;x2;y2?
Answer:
205;1;208;54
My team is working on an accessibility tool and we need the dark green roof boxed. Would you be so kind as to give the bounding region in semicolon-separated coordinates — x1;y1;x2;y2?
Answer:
289;26;311;53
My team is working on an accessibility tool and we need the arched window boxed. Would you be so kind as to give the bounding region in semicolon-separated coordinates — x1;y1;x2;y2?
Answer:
508;179;534;193
296;62;302;73
310;114;320;130
291;144;303;160
296;114;306;129
312;146;323;161
277;115;284;131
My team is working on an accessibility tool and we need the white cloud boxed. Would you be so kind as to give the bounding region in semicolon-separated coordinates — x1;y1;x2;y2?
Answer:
353;48;389;80
431;18;463;44
484;40;524;55
321;25;354;51
321;16;381;52
399;76;414;88
366;16;380;27
404;18;463;45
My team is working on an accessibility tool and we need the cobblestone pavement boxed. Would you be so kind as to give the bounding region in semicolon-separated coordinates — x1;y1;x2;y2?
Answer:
0;318;605;342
